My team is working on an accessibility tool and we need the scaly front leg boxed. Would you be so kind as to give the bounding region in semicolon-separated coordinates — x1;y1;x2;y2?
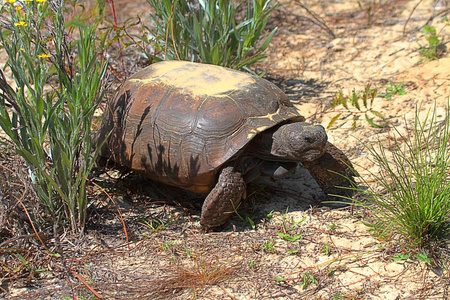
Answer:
200;167;246;230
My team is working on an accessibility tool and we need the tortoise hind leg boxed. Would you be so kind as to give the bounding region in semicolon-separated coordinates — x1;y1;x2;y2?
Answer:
200;167;246;229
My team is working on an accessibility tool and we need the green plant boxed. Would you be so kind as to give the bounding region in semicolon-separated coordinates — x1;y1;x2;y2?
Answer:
249;259;256;268
0;0;107;233
16;253;48;276
138;216;173;232
300;271;318;289
162;240;177;250
326;222;337;232
280;208;305;232
332;293;343;300
379;81;407;100
277;232;302;242
392;252;411;262
244;215;256;229
261;239;275;252
231;204;257;229
357;1;374;28
273;275;286;282
145;0;277;72
415;251;434;265
329;84;387;129
321;243;331;256
183;245;193;257
287;249;299;254
418;21;448;60
343;103;450;247
265;210;275;219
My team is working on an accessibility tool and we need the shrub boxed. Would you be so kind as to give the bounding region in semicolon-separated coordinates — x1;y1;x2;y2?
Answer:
346;103;450;247
418;21;448;61
0;0;107;233
145;0;277;72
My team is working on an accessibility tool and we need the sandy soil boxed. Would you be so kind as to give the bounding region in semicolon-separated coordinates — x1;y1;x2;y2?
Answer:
1;0;450;299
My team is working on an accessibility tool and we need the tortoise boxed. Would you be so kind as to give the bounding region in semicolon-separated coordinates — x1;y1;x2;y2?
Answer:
96;61;331;229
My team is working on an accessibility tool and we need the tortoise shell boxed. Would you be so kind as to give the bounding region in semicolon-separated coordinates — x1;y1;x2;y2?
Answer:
97;61;305;193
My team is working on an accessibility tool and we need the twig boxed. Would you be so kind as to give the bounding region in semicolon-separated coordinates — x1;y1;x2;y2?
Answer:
89;178;130;249
294;1;335;38
165;3;181;61
218;283;238;300
343;273;377;287
14;186;49;251
67;265;104;299
403;0;424;36
107;0;126;78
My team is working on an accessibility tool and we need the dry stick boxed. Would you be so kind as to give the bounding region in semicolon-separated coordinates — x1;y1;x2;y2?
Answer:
107;0;126;78
164;4;174;60
294;0;335;38
171;15;181;61
167;3;181;61
89;178;130;249
0;285;8;295
14;186;49;251
67;265;104;299
165;21;171;60
421;7;450;33
119;16;158;65
283;250;379;277
403;0;424;36
343;271;377;287
156;183;193;226
218;283;238;300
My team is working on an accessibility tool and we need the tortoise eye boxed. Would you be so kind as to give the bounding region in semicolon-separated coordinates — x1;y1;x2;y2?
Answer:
305;137;313;143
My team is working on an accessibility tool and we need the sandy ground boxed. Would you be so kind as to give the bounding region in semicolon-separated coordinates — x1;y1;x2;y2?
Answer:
1;0;450;299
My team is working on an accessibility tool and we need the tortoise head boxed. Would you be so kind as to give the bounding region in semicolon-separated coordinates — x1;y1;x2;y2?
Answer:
271;122;327;162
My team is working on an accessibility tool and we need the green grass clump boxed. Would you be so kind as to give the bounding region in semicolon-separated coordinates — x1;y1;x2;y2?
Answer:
145;0;277;72
379;81;407;100
351;103;450;247
0;0;107;233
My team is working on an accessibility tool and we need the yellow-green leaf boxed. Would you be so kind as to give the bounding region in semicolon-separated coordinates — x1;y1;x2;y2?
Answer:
327;113;342;129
